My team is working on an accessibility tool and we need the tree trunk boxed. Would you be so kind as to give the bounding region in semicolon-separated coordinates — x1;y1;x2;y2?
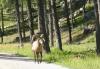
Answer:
1;7;4;43
37;0;51;53
94;0;100;55
44;0;49;48
64;0;72;44
21;0;26;40
69;0;74;29
15;0;23;47
26;0;34;43
44;0;49;36
51;0;62;50
83;0;87;28
48;0;54;47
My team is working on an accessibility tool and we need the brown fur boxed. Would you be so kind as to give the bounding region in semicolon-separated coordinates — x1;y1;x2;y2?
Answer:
32;37;44;63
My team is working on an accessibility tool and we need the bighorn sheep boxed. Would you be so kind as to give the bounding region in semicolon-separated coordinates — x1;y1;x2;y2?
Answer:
32;33;44;63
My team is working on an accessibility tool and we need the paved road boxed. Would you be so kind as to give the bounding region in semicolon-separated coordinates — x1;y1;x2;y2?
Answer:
0;54;69;69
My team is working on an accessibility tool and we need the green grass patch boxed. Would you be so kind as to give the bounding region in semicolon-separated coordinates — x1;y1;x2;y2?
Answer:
0;42;99;69
0;43;33;58
0;21;15;27
86;2;94;11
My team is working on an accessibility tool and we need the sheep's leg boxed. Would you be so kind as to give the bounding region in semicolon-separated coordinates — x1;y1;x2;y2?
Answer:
40;52;42;63
36;52;39;64
34;52;36;62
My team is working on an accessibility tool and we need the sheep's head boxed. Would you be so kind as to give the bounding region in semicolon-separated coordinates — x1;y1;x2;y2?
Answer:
39;34;45;45
32;33;41;41
32;33;45;43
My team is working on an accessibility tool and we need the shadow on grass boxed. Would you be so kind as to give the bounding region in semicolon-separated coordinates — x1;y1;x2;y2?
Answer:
4;25;17;36
12;36;30;43
72;31;94;43
0;48;96;63
0;53;34;62
63;49;96;59
4;25;30;36
0;52;55;63
43;49;96;63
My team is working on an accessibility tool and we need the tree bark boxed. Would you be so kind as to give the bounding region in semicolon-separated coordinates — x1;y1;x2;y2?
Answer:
44;0;49;36
37;0;51;53
48;0;54;47
94;0;100;55
51;0;63;50
21;0;26;39
1;7;4;43
64;0;72;44
26;0;34;43
15;0;23;47
83;0;87;28
69;0;74;29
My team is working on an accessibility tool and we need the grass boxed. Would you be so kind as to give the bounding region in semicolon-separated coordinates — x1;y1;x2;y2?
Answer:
0;43;33;57
86;2;94;11
0;21;15;28
0;24;98;69
0;42;100;69
0;28;99;69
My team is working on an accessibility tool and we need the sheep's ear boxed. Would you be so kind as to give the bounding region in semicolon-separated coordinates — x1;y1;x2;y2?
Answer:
32;35;35;41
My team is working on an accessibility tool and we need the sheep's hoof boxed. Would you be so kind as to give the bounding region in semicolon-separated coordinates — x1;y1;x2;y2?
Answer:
40;60;42;63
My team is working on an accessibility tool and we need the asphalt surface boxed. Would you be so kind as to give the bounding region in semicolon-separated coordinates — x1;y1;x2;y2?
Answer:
0;53;69;69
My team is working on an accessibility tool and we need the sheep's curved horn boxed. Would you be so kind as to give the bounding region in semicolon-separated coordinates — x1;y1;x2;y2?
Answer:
40;34;44;38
